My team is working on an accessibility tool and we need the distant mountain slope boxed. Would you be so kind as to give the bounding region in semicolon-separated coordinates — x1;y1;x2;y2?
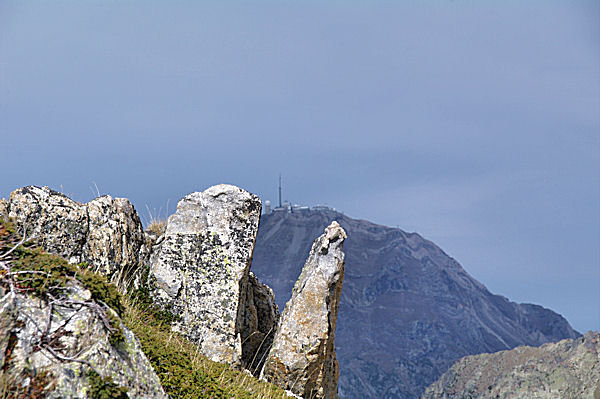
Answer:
422;331;600;399
251;209;580;399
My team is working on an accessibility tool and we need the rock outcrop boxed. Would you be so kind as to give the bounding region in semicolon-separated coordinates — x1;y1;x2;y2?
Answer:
422;331;600;399
83;195;146;284
148;184;262;365
251;209;581;399
5;186;147;288
9;186;88;263
0;279;166;398
262;221;346;399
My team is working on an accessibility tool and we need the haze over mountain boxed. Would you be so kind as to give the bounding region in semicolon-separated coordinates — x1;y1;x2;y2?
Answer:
251;208;580;399
0;2;597;335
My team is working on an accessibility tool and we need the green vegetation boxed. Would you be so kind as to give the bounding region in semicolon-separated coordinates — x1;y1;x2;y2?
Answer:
0;219;288;399
76;262;125;316
106;311;126;346
86;370;129;399
6;251;123;317
130;276;181;325
123;296;288;399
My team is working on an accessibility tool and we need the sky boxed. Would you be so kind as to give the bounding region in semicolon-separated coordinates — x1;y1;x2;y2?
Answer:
0;1;598;333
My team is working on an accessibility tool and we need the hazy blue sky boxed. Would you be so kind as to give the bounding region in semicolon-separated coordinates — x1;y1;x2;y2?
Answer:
1;1;598;333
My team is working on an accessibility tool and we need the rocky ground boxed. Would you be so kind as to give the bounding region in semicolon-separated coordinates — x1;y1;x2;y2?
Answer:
0;185;347;398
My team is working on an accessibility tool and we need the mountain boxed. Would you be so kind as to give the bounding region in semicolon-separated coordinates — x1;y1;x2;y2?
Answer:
251;209;580;399
422;331;600;399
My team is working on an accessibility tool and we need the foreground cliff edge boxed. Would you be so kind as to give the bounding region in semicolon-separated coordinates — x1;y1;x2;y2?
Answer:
0;185;346;398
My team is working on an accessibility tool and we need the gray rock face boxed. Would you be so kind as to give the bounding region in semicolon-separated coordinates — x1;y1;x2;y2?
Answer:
8;186;88;263
240;271;280;374
6;186;147;288
262;221;346;399
83;195;146;285
423;331;600;399
0;284;166;398
251;210;580;399
148;184;262;365
0;198;8;220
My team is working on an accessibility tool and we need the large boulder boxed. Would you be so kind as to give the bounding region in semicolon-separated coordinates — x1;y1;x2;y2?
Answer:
261;221;346;399
8;186;88;263
0;284;166;398
83;195;146;285
6;186;147;288
148;184;262;365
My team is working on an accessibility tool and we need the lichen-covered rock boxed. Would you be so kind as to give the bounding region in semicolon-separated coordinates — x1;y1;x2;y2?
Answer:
240;271;280;374
83;195;146;285
0;284;166;398
262;221;346;399
7;187;147;289
0;198;8;220
148;184;261;365
8;186;88;263
422;331;600;399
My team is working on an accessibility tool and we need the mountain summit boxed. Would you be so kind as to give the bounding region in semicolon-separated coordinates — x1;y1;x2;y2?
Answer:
251;208;579;399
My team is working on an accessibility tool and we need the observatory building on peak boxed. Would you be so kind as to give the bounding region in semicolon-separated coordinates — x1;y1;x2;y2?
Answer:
262;175;336;215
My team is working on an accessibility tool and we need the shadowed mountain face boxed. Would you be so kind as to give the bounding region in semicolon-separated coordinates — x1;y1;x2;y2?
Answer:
251;210;580;399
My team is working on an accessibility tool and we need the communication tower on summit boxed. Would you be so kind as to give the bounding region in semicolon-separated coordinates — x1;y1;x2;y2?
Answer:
278;174;282;208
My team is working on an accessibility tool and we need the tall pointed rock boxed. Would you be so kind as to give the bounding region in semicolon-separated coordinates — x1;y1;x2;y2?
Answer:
262;221;346;399
148;184;261;365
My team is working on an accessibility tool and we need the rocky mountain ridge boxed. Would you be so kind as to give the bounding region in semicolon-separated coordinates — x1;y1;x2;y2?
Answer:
251;209;580;399
423;331;600;399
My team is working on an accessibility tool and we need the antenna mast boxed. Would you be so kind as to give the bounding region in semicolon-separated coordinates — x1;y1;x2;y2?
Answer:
278;174;282;207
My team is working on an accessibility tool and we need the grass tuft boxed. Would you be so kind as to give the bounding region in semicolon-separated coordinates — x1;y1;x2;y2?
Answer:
146;220;167;235
122;296;289;399
144;203;169;235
